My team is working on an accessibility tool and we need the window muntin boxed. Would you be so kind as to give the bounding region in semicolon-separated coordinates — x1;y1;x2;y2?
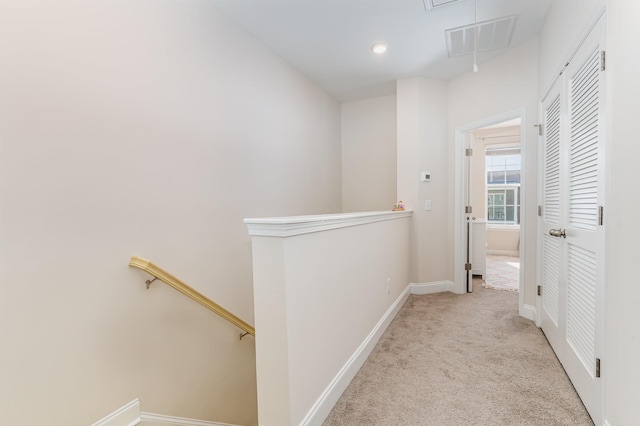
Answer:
486;147;521;225
488;187;520;224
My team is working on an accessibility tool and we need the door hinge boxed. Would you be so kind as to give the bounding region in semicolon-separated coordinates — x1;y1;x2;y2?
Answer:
465;148;473;156
596;358;601;378
465;263;472;271
465;206;473;214
598;206;604;226
534;124;543;136
538;205;542;217
600;51;606;71
537;285;542;296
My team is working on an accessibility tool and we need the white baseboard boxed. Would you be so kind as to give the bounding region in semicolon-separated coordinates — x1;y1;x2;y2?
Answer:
140;412;238;426
299;285;412;426
90;398;238;426
91;399;140;426
519;304;536;321
410;280;455;295
487;250;520;257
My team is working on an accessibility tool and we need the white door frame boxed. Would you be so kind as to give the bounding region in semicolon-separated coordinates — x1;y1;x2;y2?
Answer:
453;108;527;316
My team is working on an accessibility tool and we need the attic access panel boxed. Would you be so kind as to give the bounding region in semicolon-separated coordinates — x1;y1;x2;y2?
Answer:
446;15;517;57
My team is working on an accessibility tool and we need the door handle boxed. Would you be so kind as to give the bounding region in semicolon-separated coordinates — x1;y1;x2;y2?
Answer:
549;228;566;238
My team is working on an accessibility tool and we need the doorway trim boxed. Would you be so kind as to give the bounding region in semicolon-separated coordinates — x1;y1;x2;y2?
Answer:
453;107;530;319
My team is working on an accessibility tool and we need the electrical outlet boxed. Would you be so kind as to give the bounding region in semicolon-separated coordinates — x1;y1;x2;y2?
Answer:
386;278;391;294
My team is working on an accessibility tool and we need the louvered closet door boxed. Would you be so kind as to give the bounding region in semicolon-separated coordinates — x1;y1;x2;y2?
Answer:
540;84;564;359
538;16;605;425
560;18;605;424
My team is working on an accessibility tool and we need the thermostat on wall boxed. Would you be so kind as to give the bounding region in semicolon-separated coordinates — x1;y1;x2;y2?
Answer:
421;172;431;182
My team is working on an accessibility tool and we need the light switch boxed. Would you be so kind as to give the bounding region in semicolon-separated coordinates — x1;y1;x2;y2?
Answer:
425;200;432;211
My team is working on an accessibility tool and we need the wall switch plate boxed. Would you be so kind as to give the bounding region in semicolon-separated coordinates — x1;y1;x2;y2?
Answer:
421;172;431;182
425;200;432;211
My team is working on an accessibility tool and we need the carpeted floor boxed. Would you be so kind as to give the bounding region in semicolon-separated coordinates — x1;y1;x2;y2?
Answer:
323;280;593;426
483;254;520;292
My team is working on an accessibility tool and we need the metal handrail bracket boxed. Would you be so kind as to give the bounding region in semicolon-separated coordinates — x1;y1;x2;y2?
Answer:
129;256;255;338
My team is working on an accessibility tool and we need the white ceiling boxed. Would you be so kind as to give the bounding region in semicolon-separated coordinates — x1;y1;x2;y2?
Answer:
211;0;552;102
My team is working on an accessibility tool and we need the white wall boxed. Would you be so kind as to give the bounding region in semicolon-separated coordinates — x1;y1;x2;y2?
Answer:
397;78;449;284
448;39;539;306
486;229;520;254
342;96;397;212
604;2;640;424
538;0;605;93
0;1;342;425
394;43;538;291
247;212;411;425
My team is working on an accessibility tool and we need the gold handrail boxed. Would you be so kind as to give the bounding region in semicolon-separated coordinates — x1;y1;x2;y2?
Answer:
129;256;255;338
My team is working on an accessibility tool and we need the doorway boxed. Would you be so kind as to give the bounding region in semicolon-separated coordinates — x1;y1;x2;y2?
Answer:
471;120;522;293
453;108;528;317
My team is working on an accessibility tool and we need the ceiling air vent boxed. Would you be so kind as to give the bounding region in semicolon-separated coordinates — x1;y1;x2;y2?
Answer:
423;0;465;11
445;15;517;57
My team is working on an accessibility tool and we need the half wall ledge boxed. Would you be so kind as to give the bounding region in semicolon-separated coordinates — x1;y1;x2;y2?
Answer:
244;210;413;237
245;209;413;425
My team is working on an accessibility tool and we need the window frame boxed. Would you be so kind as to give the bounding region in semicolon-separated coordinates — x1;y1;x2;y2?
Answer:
485;144;521;228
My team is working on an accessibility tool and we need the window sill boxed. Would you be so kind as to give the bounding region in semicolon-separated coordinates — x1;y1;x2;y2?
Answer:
487;224;520;231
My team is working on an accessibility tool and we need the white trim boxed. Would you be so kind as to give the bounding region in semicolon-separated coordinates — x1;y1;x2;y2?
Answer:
410;280;455;295
519;304;536;322
140;412;238;426
244;210;412;237
487;250;520;257
91;399;140;426
299;285;411;426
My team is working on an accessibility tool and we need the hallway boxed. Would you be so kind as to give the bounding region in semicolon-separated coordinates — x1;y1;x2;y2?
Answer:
323;279;592;425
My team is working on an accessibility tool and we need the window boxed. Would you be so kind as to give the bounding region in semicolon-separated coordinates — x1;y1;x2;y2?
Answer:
488;187;520;224
486;147;521;225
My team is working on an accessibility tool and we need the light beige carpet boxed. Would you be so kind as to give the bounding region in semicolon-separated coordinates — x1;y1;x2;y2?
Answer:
323;279;593;426
483;254;520;292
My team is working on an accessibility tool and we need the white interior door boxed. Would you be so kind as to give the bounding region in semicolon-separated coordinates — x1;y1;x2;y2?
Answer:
560;19;605;423
466;134;474;292
540;81;564;358
539;16;605;425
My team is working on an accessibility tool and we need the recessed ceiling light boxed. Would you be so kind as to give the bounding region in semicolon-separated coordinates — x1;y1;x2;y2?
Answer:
371;43;388;54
